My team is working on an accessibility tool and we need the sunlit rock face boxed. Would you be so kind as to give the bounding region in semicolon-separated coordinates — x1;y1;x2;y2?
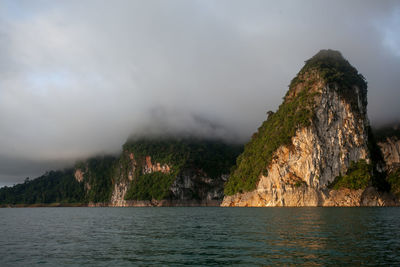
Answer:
222;50;397;207
143;156;171;174
74;169;84;183
222;85;372;206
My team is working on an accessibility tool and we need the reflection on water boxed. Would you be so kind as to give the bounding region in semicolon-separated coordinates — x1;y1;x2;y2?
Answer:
0;207;400;266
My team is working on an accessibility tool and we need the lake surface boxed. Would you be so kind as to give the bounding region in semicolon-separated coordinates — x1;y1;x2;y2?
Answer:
1;207;400;266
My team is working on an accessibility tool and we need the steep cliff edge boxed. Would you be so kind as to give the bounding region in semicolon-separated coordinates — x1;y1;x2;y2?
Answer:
222;49;396;207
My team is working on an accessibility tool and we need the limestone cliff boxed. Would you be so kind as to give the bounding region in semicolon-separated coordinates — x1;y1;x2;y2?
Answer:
109;152;136;206
168;170;228;206
107;138;241;206
223;49;396;207
378;137;400;171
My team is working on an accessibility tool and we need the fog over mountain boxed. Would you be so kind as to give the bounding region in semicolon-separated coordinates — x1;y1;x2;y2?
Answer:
1;0;400;186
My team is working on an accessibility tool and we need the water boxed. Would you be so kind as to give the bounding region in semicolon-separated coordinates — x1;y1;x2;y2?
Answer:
1;207;400;266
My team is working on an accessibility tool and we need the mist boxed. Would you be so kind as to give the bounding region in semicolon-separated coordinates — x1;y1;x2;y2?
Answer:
1;0;400;186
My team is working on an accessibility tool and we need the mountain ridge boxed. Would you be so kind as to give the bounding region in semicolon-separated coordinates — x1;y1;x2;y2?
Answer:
1;50;400;207
222;49;396;206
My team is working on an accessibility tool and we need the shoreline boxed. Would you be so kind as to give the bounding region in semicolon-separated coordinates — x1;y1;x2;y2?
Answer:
0;199;223;208
2;203;400;208
0;203;87;208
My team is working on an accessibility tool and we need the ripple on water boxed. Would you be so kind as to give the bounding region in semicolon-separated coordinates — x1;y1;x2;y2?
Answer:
0;207;400;266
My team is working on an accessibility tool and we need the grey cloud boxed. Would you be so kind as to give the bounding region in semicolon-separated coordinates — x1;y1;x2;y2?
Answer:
1;0;400;186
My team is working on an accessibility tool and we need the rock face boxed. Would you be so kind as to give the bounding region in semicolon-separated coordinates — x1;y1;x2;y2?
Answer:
110;179;130;207
222;186;396;207
109;152;137;206
143;156;171;174
74;169;84;182
264;84;369;190
169;170;227;206
106;138;241;206
378;137;400;171
222;50;397;207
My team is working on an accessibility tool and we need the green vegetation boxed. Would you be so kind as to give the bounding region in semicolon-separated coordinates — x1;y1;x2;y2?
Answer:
328;160;372;190
290;49;367;92
224;89;317;195
290;49;367;117
123;138;242;177
123;138;188;169
124;138;242;201
0;170;85;205
126;172;177;200
0;155;117;205
81;156;117;203
225;49;369;196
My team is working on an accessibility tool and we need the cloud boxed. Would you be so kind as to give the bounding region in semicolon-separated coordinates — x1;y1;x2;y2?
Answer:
1;0;400;185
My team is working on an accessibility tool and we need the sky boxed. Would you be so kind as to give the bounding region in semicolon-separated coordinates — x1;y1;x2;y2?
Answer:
1;0;400;187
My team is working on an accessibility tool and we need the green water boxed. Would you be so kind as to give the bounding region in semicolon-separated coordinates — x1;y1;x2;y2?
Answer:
1;207;399;266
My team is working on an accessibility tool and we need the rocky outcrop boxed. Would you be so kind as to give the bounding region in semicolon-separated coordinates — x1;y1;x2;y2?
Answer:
109;152;136;206
222;186;397;207
169;170;227;206
74;169;84;182
74;168;91;191
262;84;369;190
109;180;129;206
378;137;400;171
222;50;397;207
107;139;241;206
143;156;171;174
223;85;369;206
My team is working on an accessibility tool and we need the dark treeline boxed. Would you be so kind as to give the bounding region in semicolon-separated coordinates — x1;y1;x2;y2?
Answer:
0;169;85;205
0;139;243;205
